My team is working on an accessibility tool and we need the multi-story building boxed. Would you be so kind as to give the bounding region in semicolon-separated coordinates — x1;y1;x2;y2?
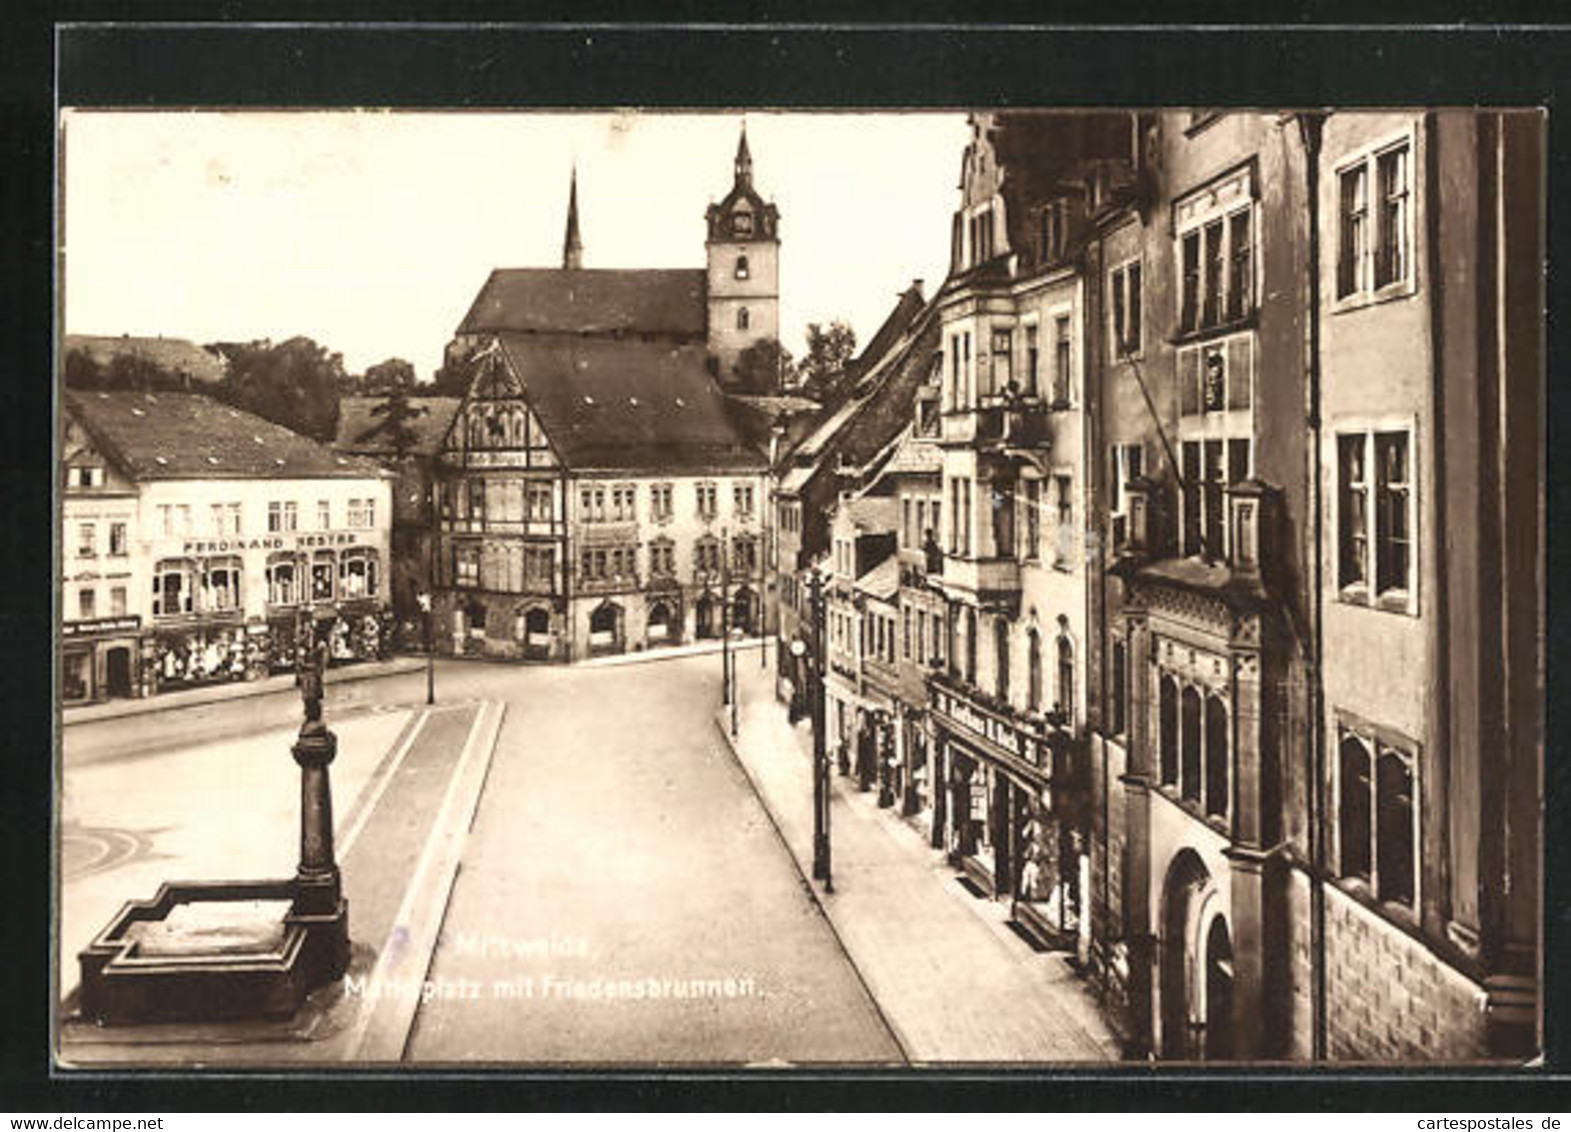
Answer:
1079;108;1542;1062
924;112;1130;946
430;133;773;662
822;494;897;782
61;391;394;702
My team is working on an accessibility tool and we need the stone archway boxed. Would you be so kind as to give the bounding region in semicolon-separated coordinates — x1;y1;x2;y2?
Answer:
1204;914;1235;1060
588;601;623;655
732;587;756;636
1158;848;1212;1060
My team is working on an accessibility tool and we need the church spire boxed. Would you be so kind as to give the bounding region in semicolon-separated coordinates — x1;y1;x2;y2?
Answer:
563;165;583;270
734;123;752;190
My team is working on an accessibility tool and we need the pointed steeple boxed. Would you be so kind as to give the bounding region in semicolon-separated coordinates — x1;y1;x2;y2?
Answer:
563;165;583;270
734;123;752;190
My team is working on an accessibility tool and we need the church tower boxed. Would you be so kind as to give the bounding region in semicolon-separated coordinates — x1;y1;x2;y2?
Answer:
705;125;780;389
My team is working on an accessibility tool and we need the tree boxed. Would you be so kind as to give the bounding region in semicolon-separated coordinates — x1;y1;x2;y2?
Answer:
360;357;417;395
367;383;430;461
730;338;795;396
211;336;345;443
63;346;186;392
795;320;858;402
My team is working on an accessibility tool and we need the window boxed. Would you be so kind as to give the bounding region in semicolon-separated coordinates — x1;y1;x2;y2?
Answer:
931;611;945;664
1180;685;1202;803
994;618;1010;700
311;552;335;600
734;483;755;518
110;586;126;617
318;499;332;530
1023;323;1039;395
1338;140;1412;299
1057;635;1074;717
1111;443;1145;518
1111;640;1127;736
1205;695;1229;818
1337;726;1417;910
202;556;242;611
1338;429;1414;608
267;555;301;606
735;254;750;279
108;522;127;557
525;546;555;588
1054;475;1073;565
454;545;480;588
734;536;757;572
1052;316;1072;404
340;549;379;598
737;307;750;331
211;503;239;536
903;606;912;660
78;588;96;620
1177;193;1254;333
1111;260;1143;355
991;329;1013;395
611;485;636;522
152;559;194;617
77;522;95;558
902;498;913;549
348;498;374;528
1159;676;1179;786
649;539;675;577
651;484;673;521
1028;629;1043;712
696;482;718;520
1039;202;1063;262
695;537;721;574
68;464;105;489
268;501;298;533
733;211;753;236
1182;438;1249;560
1024;479;1041;560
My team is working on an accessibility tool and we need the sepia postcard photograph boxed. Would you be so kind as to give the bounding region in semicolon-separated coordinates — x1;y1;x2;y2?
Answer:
50;31;1547;1079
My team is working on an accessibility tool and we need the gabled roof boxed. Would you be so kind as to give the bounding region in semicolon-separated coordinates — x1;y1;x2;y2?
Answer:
881;424;944;477
334;395;462;458
854;552;901;603
65;391;387;482
456;268;708;338
64;334;227;385
492;333;765;473
846;281;926;388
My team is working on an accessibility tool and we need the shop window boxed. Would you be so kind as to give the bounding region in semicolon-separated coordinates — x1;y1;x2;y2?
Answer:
311;552;336;600
202;556;242;611
78;588;96;620
109;522;127;557
340;549;379;599
267;555;302;606
1159;675;1178;786
152;559;194;617
63;652;90;701
1181;685;1202;803
1205;695;1229;818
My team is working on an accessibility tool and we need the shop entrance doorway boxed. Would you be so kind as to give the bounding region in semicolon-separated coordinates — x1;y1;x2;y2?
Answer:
105;646;133;698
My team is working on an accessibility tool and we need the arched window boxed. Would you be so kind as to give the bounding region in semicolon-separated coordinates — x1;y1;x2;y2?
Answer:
266;553;302;607
1159;675;1179;786
994;617;1010;700
1205;694;1229;817
1339;735;1372;880
201;555;242;612
1181;686;1202;802
151;558;195;617
1027;629;1043;711
1056;634;1074;715
737;307;751;331
735;254;750;279
339;548;380;599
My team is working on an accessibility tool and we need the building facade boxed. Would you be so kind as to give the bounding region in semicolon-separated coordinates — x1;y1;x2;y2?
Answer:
62;391;394;703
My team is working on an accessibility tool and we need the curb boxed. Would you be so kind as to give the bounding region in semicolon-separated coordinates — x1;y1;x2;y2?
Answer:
711;708;912;1066
61;656;429;726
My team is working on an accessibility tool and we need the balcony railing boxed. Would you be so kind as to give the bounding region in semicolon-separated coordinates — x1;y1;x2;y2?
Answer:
942;398;1052;451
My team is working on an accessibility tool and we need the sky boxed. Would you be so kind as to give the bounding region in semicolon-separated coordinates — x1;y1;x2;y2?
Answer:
61;110;973;378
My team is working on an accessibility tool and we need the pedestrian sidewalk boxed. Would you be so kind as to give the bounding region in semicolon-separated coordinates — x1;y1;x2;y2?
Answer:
62;655;429;726
576;634;769;669
718;658;1123;1065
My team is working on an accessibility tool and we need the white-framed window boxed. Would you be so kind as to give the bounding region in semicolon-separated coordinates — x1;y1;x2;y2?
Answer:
347;498;375;529
1336;427;1415;612
68;464;105;489
151;558;194;617
201;556;242;611
1175;168;1257;335
110;585;127;617
1181;437;1252;560
267;553;302;606
650;483;674;522
108;522;128;557
733;483;755;518
268;500;298;533
318;499;332;530
1022;320;1040;396
696;482;718;520
1335;723;1418;910
78;587;96;620
339;548;379;599
1110;443;1146;518
1051;314;1073;405
77;522;96;558
1337;135;1414;302
454;544;479;588
1110;259;1143;356
991;328;1013;396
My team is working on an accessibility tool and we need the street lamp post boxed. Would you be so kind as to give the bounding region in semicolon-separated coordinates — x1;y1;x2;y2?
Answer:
721;527;730;709
805;568;832;891
729;626;743;739
417;592;434;705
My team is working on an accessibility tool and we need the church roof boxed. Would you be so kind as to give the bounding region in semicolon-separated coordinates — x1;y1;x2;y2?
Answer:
456;268;708;339
65;390;388;481
493;333;765;473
